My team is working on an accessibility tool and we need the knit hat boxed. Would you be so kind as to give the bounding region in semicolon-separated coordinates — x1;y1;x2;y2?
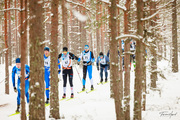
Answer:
63;47;68;52
16;58;21;63
44;47;50;51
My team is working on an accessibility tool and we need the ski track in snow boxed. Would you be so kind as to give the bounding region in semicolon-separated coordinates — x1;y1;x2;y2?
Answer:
0;55;180;120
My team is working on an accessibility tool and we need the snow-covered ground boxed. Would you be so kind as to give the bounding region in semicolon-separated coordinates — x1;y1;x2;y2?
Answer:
0;55;180;120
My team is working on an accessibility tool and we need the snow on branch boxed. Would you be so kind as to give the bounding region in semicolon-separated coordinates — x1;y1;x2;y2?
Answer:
141;0;173;21
100;0;126;11
0;8;21;12
116;34;143;41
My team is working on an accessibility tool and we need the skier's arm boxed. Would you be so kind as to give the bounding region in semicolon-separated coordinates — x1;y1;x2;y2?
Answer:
90;51;95;63
107;50;110;58
78;52;83;62
106;56;110;66
58;59;61;74
96;57;99;67
12;66;16;87
58;53;62;59
69;52;78;60
25;65;30;80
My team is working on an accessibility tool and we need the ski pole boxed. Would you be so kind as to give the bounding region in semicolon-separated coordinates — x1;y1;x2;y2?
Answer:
74;65;82;85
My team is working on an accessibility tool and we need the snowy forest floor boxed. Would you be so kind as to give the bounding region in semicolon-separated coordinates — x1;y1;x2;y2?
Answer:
0;55;180;120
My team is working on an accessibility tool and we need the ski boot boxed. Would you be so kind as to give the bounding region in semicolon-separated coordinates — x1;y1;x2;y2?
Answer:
91;85;94;90
16;105;20;113
71;93;74;98
100;79;103;84
82;85;85;91
62;93;66;98
105;78;108;83
45;98;49;104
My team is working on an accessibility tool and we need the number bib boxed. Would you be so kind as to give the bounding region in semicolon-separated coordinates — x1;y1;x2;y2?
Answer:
44;56;50;68
82;51;91;62
61;52;71;68
99;56;106;65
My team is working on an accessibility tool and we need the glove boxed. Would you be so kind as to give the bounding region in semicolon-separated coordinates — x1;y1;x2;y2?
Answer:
87;61;92;65
58;70;61;73
108;66;110;70
14;87;17;92
97;67;99;71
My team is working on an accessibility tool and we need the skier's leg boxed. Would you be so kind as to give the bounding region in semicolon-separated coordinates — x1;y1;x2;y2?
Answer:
82;65;87;86
105;66;108;82
17;88;21;106
25;80;29;103
63;69;67;95
45;70;50;99
68;69;74;97
87;65;93;85
100;67;103;82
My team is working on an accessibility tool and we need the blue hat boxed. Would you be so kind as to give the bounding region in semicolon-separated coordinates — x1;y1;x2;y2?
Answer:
44;47;50;51
16;58;21;63
84;45;89;49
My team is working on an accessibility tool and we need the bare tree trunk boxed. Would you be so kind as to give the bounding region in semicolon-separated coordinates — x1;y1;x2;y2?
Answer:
29;0;45;119
150;1;157;88
50;0;60;118
4;0;9;95
124;0;131;119
79;0;86;51
133;0;144;119
15;0;19;58
8;0;12;66
110;0;124;119
96;0;100;57
172;0;178;72
62;0;68;47
20;0;27;119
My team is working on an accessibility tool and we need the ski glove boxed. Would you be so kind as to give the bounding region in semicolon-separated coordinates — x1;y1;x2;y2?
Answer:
97;66;99;71
87;61;92;65
14;87;17;92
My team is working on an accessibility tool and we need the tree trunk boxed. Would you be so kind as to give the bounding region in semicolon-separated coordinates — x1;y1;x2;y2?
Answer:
110;0;124;119
8;0;12;66
20;0;27;119
124;0;131;119
79;0;86;51
29;0;45;119
50;0;60;118
96;0;100;57
62;0;68;47
150;1;157;88
133;0;144;119
172;0;178;72
4;0;9;95
15;0;19;58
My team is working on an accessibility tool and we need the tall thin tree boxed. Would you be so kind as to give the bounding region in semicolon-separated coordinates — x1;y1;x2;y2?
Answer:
110;0;124;119
62;0;68;47
133;0;144;120
20;0;27;119
4;0;9;94
124;0;131;119
8;0;12;66
172;0;178;72
50;0;60;119
29;0;45;119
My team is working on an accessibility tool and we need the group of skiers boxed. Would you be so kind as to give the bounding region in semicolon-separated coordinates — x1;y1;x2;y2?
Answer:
12;44;110;112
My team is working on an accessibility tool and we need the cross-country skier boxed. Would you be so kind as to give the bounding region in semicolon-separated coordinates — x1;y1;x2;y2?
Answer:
12;58;30;112
78;45;95;91
58;47;78;98
96;52;110;83
44;47;61;104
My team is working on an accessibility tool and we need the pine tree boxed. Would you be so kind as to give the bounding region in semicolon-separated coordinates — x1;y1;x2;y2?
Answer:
50;0;60;118
29;0;45;119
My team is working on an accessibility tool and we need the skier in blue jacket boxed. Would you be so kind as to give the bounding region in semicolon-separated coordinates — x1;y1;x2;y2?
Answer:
12;58;30;112
78;45;95;91
44;47;61;104
96;52;110;83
